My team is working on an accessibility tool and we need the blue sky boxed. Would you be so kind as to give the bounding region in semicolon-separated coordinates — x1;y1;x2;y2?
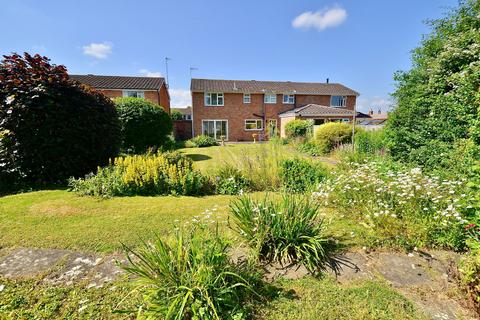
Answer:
1;0;458;111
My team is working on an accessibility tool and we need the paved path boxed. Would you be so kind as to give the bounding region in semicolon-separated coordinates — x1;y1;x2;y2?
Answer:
0;247;475;320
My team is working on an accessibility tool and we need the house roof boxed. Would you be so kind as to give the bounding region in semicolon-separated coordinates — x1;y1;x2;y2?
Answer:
191;78;359;96
70;74;165;90
171;107;192;115
278;104;356;118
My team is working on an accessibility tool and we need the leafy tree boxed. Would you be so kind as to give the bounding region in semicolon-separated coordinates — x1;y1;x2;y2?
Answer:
114;97;172;153
0;53;121;191
386;0;480;170
170;110;183;120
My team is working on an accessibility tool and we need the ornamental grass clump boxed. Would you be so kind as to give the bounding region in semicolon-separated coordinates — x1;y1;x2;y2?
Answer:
229;195;338;275
314;161;469;249
121;222;260;320
69;151;206;196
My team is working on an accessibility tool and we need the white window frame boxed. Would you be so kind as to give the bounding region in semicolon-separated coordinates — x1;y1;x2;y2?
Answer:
264;93;277;104
204;92;224;106
201;119;228;140
282;94;295;104
330;95;347;107
243;93;251;104
244;119;263;131
122;90;145;98
185;114;192;120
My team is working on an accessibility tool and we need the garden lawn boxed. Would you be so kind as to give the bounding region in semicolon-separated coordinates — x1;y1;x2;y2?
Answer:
0;190;238;253
0;276;427;320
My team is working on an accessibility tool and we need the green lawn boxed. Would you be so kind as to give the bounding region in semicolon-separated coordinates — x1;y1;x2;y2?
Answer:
0;275;427;320
0;190;239;253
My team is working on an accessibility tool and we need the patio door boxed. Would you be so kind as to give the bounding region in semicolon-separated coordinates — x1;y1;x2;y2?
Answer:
202;120;228;140
267;119;277;138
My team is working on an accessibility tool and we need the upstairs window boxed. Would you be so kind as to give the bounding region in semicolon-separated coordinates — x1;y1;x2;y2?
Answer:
283;94;294;104
123;90;145;98
245;119;263;130
243;93;251;104
331;96;347;107
264;94;277;104
205;92;224;106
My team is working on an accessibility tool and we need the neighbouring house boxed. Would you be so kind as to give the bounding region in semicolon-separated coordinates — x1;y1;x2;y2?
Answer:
70;74;171;113
171;107;193;140
357;108;389;129
171;107;192;120
190;78;359;141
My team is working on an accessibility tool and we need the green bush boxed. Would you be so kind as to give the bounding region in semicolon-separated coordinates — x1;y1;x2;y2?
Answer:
214;165;250;195
315;161;469;250
186;135;218;148
354;129;387;155
0;53;121;191
296;140;322;156
314;122;353;154
280;158;328;193
69;151;207;196
284;120;312;138
114;97;172;153
459;224;480;311
230;195;338;275
122;224;259;319
170;109;183;120
385;0;480;170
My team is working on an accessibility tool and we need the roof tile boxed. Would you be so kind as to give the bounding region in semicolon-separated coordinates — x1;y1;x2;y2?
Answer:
70;74;165;90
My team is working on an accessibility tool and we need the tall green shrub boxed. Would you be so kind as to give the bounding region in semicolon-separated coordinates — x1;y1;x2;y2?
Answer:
0;53;120;191
385;0;480;170
284;120;312;138
114;97;172;153
280;158;328;192
354;129;387;155
314;122;353;154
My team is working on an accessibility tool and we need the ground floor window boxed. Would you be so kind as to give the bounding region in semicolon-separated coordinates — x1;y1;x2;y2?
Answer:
245;119;263;130
202;120;228;140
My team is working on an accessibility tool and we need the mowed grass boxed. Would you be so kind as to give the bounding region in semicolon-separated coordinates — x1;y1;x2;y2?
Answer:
0;190;239;253
0;276;427;320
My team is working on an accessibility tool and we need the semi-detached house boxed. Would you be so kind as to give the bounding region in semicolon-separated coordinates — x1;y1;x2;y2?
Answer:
191;78;359;141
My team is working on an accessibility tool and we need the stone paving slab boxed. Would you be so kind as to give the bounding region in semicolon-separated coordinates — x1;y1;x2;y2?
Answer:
0;248;70;278
44;252;103;286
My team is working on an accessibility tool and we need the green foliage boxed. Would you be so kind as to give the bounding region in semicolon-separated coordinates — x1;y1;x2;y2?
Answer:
230;195;338;274
0;53;121;192
114;97;172;153
355;129;387;155
69;151;207;197
186;135;218;148
284;120;312;138
214;164;250;195
170;109;184;120
122;224;259;320
385;0;480;170
280;158;328;193
459;223;480;311
315;160;470;250
314;122;353;154
296;139;322;156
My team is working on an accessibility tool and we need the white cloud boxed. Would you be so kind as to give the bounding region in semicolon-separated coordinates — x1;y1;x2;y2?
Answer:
170;89;191;108
292;7;347;31
138;69;162;77
82;42;112;59
356;96;393;113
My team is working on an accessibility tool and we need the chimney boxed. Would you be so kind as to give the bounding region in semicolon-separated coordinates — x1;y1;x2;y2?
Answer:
326;78;329;84
378;108;381;114
233;81;237;91
369;108;374;116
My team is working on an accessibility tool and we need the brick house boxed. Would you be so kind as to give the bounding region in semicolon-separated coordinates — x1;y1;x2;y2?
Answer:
191;78;359;141
70;74;170;113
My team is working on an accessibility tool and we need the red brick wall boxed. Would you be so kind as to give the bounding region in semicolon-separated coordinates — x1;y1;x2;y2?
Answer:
159;85;170;113
192;92;357;141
